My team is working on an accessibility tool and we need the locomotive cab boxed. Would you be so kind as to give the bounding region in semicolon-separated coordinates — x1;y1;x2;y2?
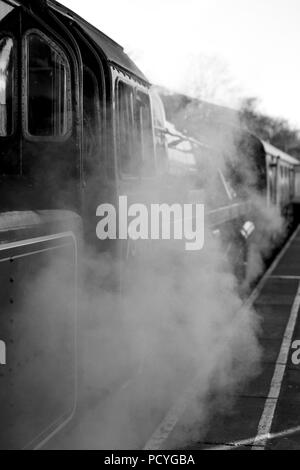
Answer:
0;1;162;448
0;0;158;231
0;0;81;211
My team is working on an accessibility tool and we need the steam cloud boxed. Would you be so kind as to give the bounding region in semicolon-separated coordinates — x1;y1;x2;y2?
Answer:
50;144;274;450
66;226;262;450
15;93;288;451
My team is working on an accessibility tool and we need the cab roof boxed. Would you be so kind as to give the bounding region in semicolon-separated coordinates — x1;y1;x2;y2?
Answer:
48;0;149;84
12;0;149;84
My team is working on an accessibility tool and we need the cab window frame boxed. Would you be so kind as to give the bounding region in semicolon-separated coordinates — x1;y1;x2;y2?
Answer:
0;31;17;138
135;90;155;177
83;64;102;173
116;78;138;179
22;28;72;143
116;78;156;180
83;66;101;131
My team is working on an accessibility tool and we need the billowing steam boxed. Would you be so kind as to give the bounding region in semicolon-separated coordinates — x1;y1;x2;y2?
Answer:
64;224;262;450
15;92;288;451
245;194;285;288
47;147;274;451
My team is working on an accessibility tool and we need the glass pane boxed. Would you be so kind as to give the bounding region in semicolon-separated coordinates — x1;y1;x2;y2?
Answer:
137;93;154;171
118;83;137;175
27;33;70;137
83;67;101;173
0;36;14;136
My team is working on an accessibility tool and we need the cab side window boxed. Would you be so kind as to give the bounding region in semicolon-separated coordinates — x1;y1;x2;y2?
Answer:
117;81;137;176
0;36;14;136
83;66;101;174
117;83;155;178
136;92;155;175
24;31;71;139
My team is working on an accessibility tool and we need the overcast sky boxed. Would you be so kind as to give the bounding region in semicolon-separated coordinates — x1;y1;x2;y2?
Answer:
61;0;300;127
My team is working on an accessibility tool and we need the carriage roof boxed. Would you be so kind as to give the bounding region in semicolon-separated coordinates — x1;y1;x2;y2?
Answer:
263;141;299;166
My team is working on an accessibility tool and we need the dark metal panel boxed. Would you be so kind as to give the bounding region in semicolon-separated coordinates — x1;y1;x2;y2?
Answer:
0;211;81;449
0;233;77;450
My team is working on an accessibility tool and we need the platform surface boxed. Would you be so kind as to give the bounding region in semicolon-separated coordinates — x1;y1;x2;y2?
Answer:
151;226;300;451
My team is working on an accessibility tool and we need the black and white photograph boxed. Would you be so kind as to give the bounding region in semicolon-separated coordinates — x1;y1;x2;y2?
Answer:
1;0;300;453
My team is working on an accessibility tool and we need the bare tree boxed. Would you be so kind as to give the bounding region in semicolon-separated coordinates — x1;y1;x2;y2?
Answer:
240;98;300;158
181;54;242;108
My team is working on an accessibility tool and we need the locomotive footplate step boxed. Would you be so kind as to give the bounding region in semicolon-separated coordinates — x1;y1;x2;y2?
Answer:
155;226;300;451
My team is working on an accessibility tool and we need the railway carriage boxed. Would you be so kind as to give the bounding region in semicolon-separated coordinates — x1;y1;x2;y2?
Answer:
150;93;300;279
264;141;299;211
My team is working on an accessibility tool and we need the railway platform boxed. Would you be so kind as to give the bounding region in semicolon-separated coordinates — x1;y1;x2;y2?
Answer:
44;225;300;451
145;225;300;451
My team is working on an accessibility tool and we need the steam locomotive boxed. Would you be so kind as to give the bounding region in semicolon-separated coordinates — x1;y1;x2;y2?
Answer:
0;0;299;449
